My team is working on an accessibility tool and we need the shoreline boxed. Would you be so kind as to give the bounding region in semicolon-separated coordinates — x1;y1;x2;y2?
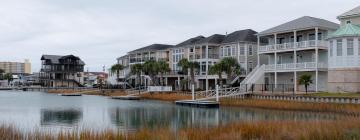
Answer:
45;90;360;115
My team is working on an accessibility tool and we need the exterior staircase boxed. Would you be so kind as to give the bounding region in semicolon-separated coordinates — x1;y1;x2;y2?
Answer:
193;65;265;101
239;64;265;90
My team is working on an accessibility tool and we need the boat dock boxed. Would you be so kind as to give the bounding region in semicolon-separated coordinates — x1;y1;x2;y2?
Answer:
175;100;219;108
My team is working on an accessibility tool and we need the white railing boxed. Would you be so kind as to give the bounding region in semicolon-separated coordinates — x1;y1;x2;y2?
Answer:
259;40;327;53
265;62;327;71
147;86;172;92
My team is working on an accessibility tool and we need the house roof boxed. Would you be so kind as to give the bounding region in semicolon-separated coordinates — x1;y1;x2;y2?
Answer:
197;34;225;44
41;54;85;65
328;23;360;39
258;16;339;36
338;5;360;19
175;36;205;47
222;29;258;44
128;44;174;53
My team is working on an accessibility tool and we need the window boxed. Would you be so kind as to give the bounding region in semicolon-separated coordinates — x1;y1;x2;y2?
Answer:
297;35;303;42
347;39;354;55
248;45;253;56
231;47;236;56
190;48;193;52
329;40;333;57
248;62;253;72
309;34;315;40
227;47;231;56
337;39;343;56
318;33;322;40
240;46;245;55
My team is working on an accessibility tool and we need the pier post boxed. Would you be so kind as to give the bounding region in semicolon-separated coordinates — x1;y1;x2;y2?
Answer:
192;84;195;100
216;85;219;102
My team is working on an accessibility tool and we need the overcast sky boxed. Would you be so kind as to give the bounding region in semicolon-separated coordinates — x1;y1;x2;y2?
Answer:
0;0;358;72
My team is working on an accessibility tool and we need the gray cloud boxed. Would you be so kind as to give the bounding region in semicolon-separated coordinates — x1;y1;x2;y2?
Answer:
0;0;358;72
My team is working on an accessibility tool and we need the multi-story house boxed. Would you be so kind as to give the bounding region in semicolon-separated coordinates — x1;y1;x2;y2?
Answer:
327;6;360;92
114;44;173;87
167;36;205;90
40;55;85;87
113;29;262;91
219;29;263;84
190;34;225;91
257;16;339;92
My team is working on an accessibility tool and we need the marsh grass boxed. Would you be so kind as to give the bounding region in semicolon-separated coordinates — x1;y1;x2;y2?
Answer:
220;99;360;115
0;118;359;140
140;92;192;101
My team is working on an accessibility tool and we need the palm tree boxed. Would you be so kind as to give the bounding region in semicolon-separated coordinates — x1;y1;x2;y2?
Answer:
157;60;170;86
110;64;124;83
220;57;241;84
143;60;159;86
299;74;313;94
177;58;199;86
3;73;13;86
131;64;143;87
209;62;224;87
0;69;4;80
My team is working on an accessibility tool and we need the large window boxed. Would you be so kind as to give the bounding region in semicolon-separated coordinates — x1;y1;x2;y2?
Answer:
172;48;184;71
347;38;354;56
248;45;253;56
329;40;333;57
240;46;245;55
337;39;342;56
222;46;234;57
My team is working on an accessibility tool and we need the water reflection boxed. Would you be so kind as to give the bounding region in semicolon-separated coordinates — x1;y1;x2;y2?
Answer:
108;106;340;130
41;109;83;127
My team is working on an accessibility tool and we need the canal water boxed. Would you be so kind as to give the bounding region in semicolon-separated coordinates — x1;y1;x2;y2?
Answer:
0;91;343;132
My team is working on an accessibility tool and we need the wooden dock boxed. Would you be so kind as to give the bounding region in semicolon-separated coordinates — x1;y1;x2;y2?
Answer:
111;95;141;100
58;94;82;96
175;100;219;108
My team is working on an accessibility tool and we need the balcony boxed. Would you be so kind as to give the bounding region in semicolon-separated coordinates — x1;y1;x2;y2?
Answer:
259;40;327;54
189;54;219;60
264;62;327;72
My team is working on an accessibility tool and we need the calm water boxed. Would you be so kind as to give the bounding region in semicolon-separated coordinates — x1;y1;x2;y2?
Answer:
0;91;343;132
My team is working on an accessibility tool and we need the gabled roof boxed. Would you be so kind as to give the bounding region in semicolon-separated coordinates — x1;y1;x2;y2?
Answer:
197;34;225;44
222;29;258;44
258;16;339;36
175;36;205;47
41;54;85;65
328;24;360;39
128;44;174;53
338;6;360;19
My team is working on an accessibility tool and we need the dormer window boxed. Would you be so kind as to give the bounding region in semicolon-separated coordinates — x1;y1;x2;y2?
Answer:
346;20;351;24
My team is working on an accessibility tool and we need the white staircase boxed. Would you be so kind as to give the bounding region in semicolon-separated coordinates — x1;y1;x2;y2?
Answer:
240;64;265;90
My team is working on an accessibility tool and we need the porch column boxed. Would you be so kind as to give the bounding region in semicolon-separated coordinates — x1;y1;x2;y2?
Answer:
315;28;319;92
293;30;297;93
245;44;248;74
257;36;260;66
165;77;168;86
205;44;209;93
274;33;277;88
177;76;180;90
